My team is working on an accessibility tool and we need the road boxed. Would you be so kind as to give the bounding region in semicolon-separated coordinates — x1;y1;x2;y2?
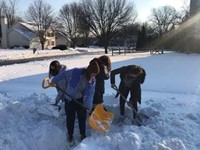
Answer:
0;51;104;66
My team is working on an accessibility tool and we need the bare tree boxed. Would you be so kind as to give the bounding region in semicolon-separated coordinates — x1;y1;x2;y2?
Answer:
57;3;82;48
25;0;54;50
149;6;180;37
179;0;190;22
1;0;19;27
77;7;91;47
81;0;136;53
0;1;6;17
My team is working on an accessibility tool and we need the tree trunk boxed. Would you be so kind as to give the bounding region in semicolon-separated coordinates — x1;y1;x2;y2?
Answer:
41;42;44;50
104;45;108;54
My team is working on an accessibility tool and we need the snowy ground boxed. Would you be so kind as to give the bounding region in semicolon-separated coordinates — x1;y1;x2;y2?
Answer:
0;48;200;150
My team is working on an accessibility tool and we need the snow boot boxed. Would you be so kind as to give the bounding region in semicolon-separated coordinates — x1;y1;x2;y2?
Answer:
80;134;86;141
67;135;74;146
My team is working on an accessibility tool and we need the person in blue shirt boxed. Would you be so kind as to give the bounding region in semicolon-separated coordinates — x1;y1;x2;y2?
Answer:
49;60;100;143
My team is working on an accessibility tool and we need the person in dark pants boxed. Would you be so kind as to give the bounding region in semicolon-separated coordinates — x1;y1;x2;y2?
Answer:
65;98;86;141
110;65;146;120
90;55;111;109
49;60;100;143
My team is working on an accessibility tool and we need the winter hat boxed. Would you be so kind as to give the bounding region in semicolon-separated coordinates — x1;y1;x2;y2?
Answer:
86;61;100;80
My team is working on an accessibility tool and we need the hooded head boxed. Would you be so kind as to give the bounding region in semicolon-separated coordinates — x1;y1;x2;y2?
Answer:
129;67;140;75
127;67;142;81
86;61;100;80
49;60;61;78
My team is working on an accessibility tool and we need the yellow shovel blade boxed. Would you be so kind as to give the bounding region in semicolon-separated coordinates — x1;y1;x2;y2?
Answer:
93;104;114;121
88;114;110;133
88;104;114;133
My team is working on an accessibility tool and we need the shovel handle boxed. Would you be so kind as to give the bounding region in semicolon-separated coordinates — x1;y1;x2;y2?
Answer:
111;84;118;91
42;78;50;89
112;85;128;102
42;77;92;113
111;83;145;125
42;78;56;89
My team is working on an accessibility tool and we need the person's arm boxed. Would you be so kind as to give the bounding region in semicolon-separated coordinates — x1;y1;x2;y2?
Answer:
110;66;126;85
51;69;72;84
54;79;66;104
138;67;146;84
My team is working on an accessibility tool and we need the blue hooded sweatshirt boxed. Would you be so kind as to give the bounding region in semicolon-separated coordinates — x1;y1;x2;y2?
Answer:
52;68;95;110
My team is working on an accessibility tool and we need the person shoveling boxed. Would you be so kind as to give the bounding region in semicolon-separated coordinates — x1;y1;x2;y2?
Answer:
110;65;149;126
42;60;114;146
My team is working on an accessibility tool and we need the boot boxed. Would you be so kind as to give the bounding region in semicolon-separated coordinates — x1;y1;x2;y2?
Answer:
118;115;125;122
80;134;86;141
67;134;74;143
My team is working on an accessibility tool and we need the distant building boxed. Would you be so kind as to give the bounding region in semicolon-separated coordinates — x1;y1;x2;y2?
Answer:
55;32;70;47
0;16;56;49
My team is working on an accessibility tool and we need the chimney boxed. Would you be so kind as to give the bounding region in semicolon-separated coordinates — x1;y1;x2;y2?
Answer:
1;16;8;48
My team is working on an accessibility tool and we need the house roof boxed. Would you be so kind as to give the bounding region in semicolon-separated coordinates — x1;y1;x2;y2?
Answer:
11;22;37;40
19;22;38;31
13;28;36;40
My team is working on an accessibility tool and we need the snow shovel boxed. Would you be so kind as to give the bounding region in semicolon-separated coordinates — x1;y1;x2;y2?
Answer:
42;77;51;89
111;85;149;126
89;104;114;133
42;77;114;133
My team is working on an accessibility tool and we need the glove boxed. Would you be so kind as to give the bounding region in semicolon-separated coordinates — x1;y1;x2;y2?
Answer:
51;103;58;106
49;82;56;87
111;84;117;89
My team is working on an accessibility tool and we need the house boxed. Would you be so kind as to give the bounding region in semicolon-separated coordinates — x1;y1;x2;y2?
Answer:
0;16;56;49
54;32;70;48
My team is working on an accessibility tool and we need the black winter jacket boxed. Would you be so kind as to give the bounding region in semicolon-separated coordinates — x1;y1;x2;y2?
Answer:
110;65;146;103
95;61;110;94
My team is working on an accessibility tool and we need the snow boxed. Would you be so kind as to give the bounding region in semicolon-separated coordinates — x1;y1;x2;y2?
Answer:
0;48;200;150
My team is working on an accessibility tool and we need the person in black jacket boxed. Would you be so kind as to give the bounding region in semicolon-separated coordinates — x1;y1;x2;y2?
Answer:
90;55;111;109
110;65;146;119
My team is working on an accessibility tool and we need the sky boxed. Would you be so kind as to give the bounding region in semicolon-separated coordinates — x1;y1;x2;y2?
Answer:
16;0;189;22
0;48;200;150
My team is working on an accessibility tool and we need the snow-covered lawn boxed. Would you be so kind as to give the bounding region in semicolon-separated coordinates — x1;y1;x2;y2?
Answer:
0;48;200;150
